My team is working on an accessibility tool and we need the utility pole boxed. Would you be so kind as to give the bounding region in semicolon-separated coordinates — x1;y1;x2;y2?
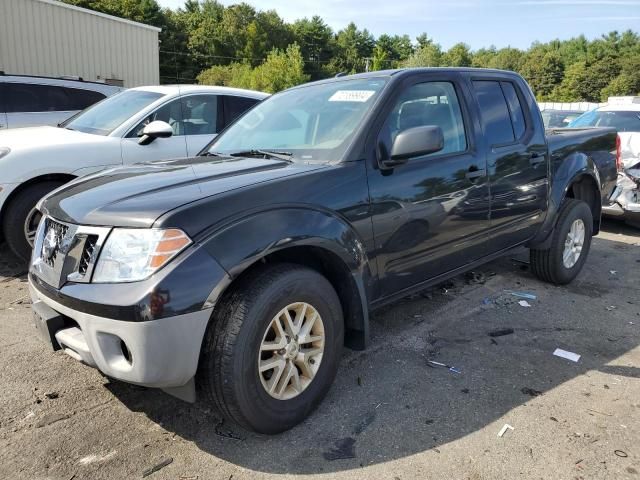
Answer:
364;57;372;72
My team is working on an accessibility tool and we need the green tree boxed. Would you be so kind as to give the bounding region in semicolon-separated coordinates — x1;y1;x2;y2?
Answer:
291;16;335;79
520;51;564;99
442;43;472;67
403;41;443;67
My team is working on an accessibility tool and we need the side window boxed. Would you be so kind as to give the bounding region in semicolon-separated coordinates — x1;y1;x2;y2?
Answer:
223;95;259;128
500;82;526;139
181;95;218;135
129;98;185;137
378;81;467;159
64;88;106;111
472;80;515;146
4;83;73;112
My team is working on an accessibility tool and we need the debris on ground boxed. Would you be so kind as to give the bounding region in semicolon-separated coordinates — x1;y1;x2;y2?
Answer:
214;420;244;440
587;408;613;417
521;387;543;397
505;290;537;300
482;297;491;305
36;413;70;428
553;348;581;362
610;270;617;275
427;360;461;374
323;437;356;461
614;450;628;458
518;300;532;308
465;271;486;285
497;424;515;437
606;305;617;311
488;328;514;337
142;458;173;477
44;391;59;400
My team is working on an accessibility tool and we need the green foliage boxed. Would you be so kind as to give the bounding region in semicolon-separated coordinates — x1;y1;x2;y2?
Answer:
197;44;309;93
60;1;640;99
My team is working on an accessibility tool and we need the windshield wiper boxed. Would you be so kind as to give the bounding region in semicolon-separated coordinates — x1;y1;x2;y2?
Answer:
228;149;294;162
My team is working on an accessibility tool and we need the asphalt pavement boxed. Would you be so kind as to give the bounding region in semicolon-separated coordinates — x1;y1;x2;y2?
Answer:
0;220;638;480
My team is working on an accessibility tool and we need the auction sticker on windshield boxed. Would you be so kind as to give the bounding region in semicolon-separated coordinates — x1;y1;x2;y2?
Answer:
329;90;376;102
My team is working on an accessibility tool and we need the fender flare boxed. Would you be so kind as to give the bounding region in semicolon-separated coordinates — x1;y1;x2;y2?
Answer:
528;151;601;248
200;206;373;349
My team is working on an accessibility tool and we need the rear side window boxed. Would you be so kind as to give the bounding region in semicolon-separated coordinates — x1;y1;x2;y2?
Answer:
473;80;515;146
4;83;69;112
223;95;259;128
500;82;526;139
64;88;106;110
182;94;219;135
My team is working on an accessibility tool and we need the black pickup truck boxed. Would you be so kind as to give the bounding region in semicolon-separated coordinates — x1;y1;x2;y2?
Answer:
29;68;617;434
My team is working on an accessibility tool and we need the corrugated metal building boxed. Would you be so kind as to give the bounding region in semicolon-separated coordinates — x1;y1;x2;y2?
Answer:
0;0;160;87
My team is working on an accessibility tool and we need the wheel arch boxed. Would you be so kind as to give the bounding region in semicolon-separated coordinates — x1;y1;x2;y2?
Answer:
200;208;373;350
528;152;602;248
0;173;76;241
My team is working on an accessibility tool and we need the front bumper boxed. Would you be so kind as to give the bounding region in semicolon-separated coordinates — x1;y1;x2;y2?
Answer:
30;279;212;390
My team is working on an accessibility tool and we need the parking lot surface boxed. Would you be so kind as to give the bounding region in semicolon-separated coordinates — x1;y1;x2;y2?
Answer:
1;220;639;480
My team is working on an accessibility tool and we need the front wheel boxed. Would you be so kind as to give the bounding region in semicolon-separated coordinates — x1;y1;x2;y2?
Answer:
530;198;593;285
198;263;344;434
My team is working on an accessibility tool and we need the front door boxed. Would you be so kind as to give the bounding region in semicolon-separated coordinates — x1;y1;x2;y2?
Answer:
121;97;188;164
367;74;490;298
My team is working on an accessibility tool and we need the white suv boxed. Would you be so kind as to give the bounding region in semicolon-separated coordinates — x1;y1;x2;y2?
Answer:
0;85;267;259
569;97;640;226
0;74;122;129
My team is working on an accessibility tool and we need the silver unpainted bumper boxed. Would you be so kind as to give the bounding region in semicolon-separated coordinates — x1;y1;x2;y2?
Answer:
603;172;640;221
29;282;212;395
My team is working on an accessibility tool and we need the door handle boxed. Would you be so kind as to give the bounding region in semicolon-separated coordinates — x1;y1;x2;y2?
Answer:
528;152;546;166
465;167;487;181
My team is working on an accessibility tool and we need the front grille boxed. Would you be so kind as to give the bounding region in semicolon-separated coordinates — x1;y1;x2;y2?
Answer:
42;219;69;267
78;235;98;275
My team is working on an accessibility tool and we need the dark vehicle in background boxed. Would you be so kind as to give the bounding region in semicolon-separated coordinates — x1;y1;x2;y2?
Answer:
541;109;583;128
28;68;617;434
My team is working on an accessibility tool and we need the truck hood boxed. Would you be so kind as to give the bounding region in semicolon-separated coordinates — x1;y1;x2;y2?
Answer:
41;156;327;228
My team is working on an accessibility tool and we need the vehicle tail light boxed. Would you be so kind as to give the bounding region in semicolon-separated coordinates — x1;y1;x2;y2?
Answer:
616;134;622;172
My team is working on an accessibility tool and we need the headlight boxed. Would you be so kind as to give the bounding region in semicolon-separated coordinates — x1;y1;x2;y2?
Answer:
93;228;191;283
0;147;10;160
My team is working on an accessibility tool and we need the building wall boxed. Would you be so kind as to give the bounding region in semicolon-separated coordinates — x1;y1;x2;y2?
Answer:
0;0;160;87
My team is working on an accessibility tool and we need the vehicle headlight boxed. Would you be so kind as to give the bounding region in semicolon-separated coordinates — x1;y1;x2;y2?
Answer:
0;147;10;160
93;228;191;283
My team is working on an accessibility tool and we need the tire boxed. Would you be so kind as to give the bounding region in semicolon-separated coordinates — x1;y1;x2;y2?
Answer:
530;198;593;285
198;263;344;434
2;182;63;261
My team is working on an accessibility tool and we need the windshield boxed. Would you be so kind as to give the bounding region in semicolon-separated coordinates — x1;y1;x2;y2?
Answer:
206;77;389;162
568;109;640;132
62;90;164;136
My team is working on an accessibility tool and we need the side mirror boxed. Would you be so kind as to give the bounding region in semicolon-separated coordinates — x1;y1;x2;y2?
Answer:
382;125;444;168
138;120;173;145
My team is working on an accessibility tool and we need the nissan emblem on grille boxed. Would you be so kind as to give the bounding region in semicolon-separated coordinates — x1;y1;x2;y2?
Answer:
42;227;59;263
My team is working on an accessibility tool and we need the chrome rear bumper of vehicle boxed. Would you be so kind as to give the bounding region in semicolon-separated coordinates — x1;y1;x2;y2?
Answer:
29;281;212;395
603;173;640;222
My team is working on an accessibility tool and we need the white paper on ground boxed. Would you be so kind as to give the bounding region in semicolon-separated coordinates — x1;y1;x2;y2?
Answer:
497;424;514;437
518;300;531;307
553;348;581;362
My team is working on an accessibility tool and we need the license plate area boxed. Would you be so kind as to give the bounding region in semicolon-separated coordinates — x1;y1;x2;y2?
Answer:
32;300;67;351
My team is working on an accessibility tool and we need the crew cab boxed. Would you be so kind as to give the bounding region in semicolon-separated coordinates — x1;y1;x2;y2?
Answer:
28;69;617;434
0;85;267;259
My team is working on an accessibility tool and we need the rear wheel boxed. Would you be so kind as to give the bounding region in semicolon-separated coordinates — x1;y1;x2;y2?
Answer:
198;263;344;434
2;182;63;260
530;198;593;285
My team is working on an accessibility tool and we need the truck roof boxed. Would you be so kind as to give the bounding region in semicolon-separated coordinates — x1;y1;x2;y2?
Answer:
286;67;524;91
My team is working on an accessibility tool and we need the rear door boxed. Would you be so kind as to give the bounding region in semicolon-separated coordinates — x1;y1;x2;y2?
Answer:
121;96;189;164
468;75;548;251
222;95;261;129
366;72;491;298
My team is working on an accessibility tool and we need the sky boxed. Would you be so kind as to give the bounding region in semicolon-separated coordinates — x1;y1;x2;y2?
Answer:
156;0;640;50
